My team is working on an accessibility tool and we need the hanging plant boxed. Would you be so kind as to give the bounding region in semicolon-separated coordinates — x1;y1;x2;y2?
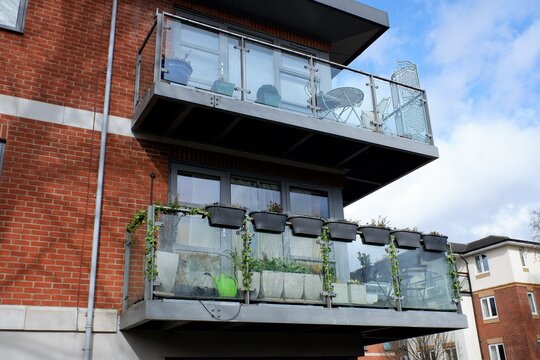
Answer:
386;236;402;300
144;219;160;280
318;225;334;294
446;243;462;303
238;215;255;291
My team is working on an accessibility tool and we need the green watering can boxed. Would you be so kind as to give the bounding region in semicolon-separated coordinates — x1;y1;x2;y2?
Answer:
204;272;238;297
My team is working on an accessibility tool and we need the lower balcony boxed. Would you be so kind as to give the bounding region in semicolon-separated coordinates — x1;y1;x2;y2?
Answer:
120;205;467;351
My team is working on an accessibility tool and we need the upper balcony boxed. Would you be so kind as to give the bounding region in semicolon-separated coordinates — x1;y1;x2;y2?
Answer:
120;204;467;354
132;12;439;205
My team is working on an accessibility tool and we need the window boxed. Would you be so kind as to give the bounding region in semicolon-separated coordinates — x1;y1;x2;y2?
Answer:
519;248;528;267
475;254;490;273
528;292;538;315
428;350;436;360
488;343;506;360
480;296;498;319
289;186;329;218
231;176;280;211
0;0;27;32
177;171;221;206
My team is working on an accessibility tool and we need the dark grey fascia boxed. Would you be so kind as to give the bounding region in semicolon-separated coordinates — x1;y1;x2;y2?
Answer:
192;0;389;65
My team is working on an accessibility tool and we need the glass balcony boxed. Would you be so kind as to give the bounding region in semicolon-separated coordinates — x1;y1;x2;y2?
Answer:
134;12;433;145
123;207;457;312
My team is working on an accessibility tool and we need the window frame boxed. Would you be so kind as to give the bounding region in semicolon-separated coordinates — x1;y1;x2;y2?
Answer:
0;140;5;175
528;292;538;315
475;254;490;274
480;296;498;320
488;343;506;360
519;247;528;267
0;0;28;33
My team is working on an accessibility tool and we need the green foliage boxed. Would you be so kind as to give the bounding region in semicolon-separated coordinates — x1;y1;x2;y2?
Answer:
239;216;254;291
252;257;311;274
266;201;283;213
144;220;160;280
319;225;334;293
446;243;462;303
368;215;391;228
428;230;444;236
126;208;148;233
386;237;402;299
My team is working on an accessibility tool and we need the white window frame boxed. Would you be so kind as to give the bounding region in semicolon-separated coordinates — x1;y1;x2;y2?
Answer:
528;292;538;315
475;254;490;274
488;343;506;360
519;247;528;267
480;296;498;319
0;140;5;175
0;0;28;33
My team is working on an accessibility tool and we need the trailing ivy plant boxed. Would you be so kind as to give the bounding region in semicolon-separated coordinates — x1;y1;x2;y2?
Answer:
446;243;462;303
144;219;160;280
386;236;402;300
238;215;254;291
318;225;334;294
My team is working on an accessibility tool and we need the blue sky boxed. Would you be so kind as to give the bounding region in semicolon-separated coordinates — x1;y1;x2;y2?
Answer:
345;0;540;243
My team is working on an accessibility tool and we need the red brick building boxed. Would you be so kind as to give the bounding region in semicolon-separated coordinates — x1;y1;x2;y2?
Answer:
0;1;466;358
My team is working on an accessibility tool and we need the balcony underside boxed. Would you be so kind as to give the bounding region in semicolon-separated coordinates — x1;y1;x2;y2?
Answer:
132;83;439;205
121;299;467;349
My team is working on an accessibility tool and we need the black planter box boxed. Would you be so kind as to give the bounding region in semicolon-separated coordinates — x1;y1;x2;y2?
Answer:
327;221;358;242
288;216;323;238
422;234;448;252
359;226;390;246
249;211;287;233
391;230;422;249
205;205;246;229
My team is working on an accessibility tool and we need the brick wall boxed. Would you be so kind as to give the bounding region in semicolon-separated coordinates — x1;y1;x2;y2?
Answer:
473;285;540;359
0;0;330;121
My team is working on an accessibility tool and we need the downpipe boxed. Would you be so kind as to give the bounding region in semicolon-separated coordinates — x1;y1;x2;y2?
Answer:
83;0;118;359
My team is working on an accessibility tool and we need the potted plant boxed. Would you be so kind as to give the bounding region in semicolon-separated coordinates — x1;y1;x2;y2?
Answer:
288;215;323;238
249;201;287;233
162;51;193;86
255;84;281;107
358;216;391;245
205;203;247;229
391;227;421;249
422;231;448;252
211;62;235;96
326;220;358;242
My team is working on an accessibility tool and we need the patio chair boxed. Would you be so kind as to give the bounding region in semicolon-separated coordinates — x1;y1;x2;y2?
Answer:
360;97;390;131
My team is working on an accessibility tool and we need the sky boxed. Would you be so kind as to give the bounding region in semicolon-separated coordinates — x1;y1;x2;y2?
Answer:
345;0;540;243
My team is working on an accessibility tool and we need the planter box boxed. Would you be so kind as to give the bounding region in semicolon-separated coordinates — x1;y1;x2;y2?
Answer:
348;283;367;305
155;251;179;292
205;205;246;229
283;273;304;299
260;271;284;299
358;226;390;245
332;283;349;304
304;274;323;300
256;93;281;107
327;221;358;242
237;270;261;299
391;230;421;249
422;234;448;252
162;58;192;85
211;79;235;96
288;216;323;238
249;211;287;233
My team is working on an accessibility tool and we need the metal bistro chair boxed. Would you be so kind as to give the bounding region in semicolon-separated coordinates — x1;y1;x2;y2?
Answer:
360;97;390;131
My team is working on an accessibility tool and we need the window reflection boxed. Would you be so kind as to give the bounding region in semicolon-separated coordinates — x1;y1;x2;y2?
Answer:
231;176;280;211
177;172;220;205
290;187;329;218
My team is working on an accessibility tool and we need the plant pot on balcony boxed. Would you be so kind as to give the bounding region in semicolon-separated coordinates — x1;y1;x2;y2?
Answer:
304;274;323;300
288;216;323;238
260;270;284;299
162;58;193;85
421;234;448;252
237;270;261;299
249;211;287;233
348;283;367;305
358;226;391;246
283;273;304;300
332;282;349;304
256;84;281;107
211;79;235;96
327;220;358;242
205;204;246;229
391;230;422;249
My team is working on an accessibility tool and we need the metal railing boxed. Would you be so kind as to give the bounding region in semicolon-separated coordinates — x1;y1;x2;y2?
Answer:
134;12;434;145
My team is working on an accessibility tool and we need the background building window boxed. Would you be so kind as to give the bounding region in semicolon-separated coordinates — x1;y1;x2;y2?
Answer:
519;248;528;267
445;347;458;360
475;254;490;273
0;0;27;32
480;296;498;319
528;292;538;315
0;140;5;175
488;343;506;360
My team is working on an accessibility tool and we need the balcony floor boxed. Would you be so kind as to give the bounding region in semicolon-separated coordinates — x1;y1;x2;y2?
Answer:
133;82;439;205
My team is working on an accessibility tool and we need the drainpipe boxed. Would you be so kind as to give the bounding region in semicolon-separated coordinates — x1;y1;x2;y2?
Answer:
83;0;118;359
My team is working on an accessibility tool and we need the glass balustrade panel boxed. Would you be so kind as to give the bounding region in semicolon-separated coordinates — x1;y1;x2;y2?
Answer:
137;22;157;105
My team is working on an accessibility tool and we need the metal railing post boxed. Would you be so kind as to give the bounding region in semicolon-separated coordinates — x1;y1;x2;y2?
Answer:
367;75;381;133
153;12;164;84
122;232;132;310
133;52;142;107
